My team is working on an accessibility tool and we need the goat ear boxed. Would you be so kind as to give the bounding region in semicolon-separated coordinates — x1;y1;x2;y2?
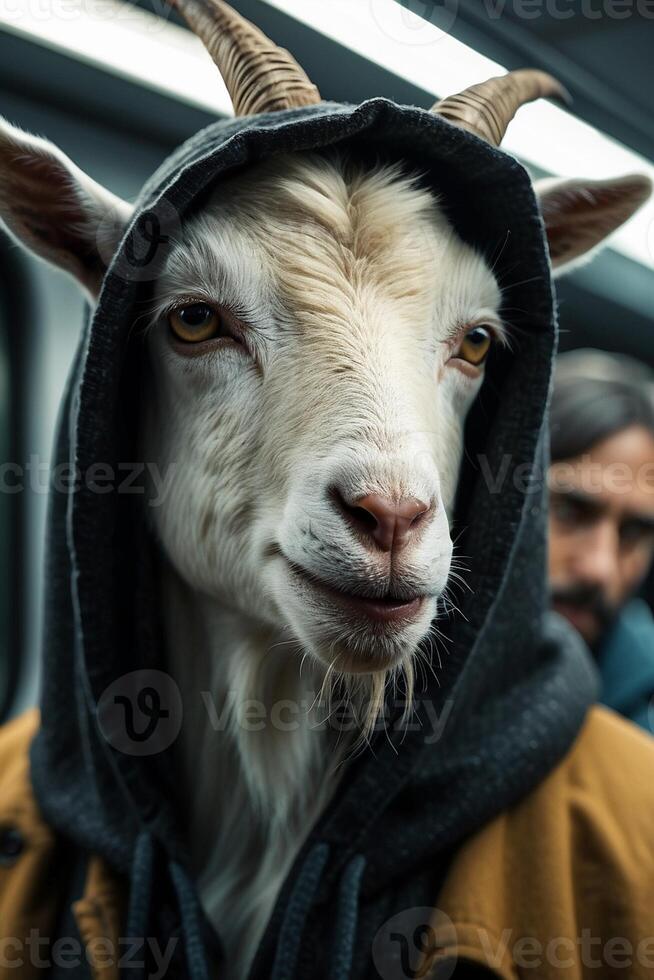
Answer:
535;174;652;276
0;117;132;299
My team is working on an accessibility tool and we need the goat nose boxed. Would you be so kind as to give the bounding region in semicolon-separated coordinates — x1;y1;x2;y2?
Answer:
334;490;432;553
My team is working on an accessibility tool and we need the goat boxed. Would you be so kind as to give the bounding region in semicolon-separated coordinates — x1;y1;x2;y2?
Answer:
0;2;650;975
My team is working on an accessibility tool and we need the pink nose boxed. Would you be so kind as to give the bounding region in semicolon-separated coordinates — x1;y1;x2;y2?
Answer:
334;490;432;553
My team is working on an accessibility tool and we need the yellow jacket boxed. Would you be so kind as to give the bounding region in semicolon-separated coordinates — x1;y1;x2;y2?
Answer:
1;705;653;978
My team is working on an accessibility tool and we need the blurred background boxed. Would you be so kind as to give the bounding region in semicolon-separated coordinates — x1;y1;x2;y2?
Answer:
0;0;653;718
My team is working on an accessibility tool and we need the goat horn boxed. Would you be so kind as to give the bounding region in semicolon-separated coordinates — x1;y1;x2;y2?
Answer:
432;69;571;146
170;0;321;116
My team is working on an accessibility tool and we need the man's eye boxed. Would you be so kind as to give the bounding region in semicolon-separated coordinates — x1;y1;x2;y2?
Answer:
455;326;493;367
550;495;588;526
620;520;654;551
169;303;223;343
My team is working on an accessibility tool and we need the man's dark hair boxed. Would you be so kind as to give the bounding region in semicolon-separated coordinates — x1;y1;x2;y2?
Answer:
550;349;654;463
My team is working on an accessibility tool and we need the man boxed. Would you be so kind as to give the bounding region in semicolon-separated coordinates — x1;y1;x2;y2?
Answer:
549;349;654;730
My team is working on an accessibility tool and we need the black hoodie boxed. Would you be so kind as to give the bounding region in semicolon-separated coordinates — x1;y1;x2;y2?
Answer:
29;98;597;979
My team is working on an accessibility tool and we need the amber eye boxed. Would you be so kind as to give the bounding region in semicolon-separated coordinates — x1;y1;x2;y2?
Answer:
456;325;493;366
168;303;222;343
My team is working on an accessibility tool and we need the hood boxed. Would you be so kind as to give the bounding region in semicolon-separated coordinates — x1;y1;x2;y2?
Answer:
30;98;597;977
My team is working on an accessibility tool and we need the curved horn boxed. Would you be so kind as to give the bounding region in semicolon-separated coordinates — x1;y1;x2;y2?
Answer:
171;0;321;116
432;69;570;146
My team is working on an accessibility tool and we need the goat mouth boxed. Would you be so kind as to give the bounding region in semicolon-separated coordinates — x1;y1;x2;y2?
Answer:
284;559;428;625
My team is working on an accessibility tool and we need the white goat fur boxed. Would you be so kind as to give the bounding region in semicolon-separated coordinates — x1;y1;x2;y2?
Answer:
141;151;503;977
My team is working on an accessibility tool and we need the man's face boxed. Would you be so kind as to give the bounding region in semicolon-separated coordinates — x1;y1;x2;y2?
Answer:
548;425;654;648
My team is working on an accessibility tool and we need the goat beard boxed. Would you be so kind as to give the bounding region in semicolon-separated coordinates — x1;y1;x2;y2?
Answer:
298;617;429;746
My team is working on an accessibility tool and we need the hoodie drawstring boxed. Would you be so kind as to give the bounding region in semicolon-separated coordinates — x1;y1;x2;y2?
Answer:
271;842;330;980
169;860;211;980
128;833;365;980
271;843;367;980
126;830;154;977
125;832;210;980
329;854;366;980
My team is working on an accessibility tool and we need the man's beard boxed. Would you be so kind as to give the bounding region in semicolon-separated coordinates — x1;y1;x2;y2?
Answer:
550;583;618;651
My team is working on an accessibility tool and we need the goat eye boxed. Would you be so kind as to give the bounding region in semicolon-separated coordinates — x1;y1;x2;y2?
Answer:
456;325;493;366
169;303;222;343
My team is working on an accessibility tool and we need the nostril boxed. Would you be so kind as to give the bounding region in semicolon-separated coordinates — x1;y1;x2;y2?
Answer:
330;487;375;534
351;506;378;532
409;499;432;528
330;486;375;529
